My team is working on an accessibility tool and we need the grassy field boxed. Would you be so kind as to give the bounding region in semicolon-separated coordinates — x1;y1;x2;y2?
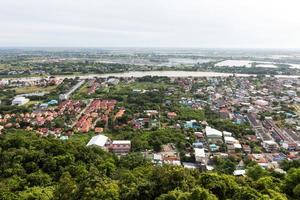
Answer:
0;64;8;70
68;132;94;145
24;100;41;107
72;83;89;99
14;85;57;94
0;63;34;72
127;82;173;90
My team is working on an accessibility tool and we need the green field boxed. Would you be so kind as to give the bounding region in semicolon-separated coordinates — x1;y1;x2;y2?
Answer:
14;85;57;94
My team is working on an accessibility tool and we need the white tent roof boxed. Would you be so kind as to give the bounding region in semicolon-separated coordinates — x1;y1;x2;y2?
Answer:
87;135;108;147
13;96;27;101
205;126;222;137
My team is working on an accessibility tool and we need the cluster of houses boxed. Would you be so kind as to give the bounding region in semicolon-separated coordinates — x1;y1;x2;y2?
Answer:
1;76;62;88
147;76;300;174
75;99;117;133
0;99;83;134
195;77;300;154
87;79;107;95
152;144;181;166
1;75;300;173
132;110;159;129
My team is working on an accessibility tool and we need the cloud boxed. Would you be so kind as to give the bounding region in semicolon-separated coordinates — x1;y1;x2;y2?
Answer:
0;0;299;48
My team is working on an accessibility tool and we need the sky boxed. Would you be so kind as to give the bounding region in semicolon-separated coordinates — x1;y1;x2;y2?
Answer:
0;0;300;48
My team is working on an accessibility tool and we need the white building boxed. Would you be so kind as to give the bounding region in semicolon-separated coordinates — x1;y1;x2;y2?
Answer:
223;131;232;137
262;140;278;152
87;135;131;154
182;162;197;169
110;140;131;154
224;136;238;144
12;97;29;106
107;78;119;85
287;90;297;97
194;148;205;163
233;143;242;149
86;135;109;149
205;126;223;141
59;94;69;101
233;169;246;176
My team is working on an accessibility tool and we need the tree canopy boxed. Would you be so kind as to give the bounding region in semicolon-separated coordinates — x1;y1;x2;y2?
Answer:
0;130;297;200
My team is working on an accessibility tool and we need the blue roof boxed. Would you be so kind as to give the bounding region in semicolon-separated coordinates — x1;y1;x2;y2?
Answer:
48;100;58;105
184;121;200;129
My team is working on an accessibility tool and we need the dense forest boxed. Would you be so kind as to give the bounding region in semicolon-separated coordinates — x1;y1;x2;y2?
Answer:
0;130;299;200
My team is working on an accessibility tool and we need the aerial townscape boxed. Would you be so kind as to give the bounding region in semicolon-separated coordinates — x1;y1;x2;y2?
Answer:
1;0;300;199
0;48;300;200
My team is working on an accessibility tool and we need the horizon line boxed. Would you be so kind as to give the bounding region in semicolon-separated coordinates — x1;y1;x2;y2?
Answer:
0;46;300;50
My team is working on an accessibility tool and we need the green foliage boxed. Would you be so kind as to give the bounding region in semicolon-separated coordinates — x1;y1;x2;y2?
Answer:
53;117;65;128
81;176;120;200
0;130;116;199
176;106;205;121
127;90;165;112
136;76;170;83
156;187;217;200
280;159;300;171
111;128;186;152
54;172;78;200
118;152;150;170
198;173;238;199
213;157;236;174
293;184;300;198
26;170;52;187
246;165;269;181
18;186;54;200
255;176;282;192
0;105;31;114
284;168;300;199
232;186;266;200
151;165;197;196
0;130;295;200
265;189;287;200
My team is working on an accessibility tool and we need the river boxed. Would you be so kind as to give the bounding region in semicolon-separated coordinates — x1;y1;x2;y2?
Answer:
3;71;300;82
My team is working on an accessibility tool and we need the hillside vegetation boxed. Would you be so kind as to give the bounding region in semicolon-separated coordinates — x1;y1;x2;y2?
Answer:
0;130;299;200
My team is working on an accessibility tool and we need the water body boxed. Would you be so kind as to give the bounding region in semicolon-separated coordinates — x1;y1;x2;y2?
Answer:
256;64;278;68
59;71;252;79
215;60;254;67
83;71;300;79
161;58;215;67
215;59;300;69
5;71;300;83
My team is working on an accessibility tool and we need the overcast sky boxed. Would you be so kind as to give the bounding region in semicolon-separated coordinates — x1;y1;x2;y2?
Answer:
0;0;300;48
